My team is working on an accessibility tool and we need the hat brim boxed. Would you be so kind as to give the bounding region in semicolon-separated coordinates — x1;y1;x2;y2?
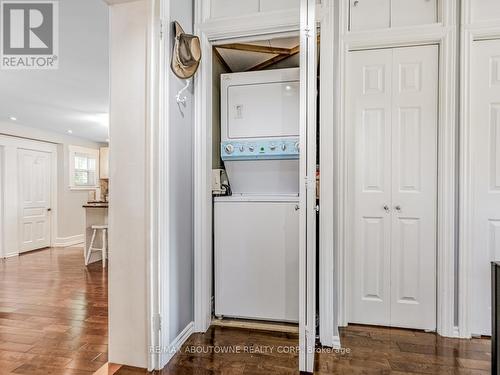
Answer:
174;21;184;38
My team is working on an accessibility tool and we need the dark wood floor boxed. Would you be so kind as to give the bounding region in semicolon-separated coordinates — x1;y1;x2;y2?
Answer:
117;324;491;375
0;247;492;374
0;247;108;374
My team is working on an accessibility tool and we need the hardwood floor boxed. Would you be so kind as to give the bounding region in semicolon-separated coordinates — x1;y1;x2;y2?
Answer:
0;247;492;374
0;247;108;374
117;325;491;375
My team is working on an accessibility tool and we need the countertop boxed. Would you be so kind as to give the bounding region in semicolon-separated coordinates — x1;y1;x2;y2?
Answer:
83;202;109;208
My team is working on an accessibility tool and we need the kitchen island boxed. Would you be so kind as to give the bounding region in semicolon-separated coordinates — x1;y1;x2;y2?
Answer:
83;202;108;264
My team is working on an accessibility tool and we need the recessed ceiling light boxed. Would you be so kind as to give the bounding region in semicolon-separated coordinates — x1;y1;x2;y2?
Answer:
9;116;17;121
67;129;73;134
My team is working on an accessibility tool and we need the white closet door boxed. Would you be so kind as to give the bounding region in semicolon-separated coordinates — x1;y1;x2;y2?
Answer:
18;149;51;252
390;46;438;330
349;45;438;329
349;0;391;32
471;39;500;336
349;49;393;326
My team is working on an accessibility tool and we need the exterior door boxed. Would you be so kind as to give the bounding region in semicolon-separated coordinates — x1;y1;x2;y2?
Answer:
470;39;500;336
299;0;317;372
348;45;438;330
18;149;51;252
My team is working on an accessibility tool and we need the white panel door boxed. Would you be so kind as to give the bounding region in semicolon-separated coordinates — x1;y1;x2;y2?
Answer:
260;0;300;12
349;0;391;31
349;48;393;326
390;46;438;330
349;45;438;330
210;0;259;18
471;0;500;22
18;149;51;252
391;0;438;27
470;39;500;336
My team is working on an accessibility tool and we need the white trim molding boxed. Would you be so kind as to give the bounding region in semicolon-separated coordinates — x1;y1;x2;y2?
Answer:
318;0;337;348
335;0;459;338
0;134;58;258
54;234;84;248
162;322;194;366
458;0;500;339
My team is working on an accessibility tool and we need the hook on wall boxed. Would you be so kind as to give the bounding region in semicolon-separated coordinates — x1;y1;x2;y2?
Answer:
176;79;191;104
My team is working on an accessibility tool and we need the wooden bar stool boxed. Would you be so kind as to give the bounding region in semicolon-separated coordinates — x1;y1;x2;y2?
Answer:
86;225;108;268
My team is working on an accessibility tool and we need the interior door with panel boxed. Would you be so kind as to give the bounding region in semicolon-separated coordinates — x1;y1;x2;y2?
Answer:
348;48;393;326
470;39;500;336
18;149;51;253
299;0;317;372
390;45;438;330
349;45;438;330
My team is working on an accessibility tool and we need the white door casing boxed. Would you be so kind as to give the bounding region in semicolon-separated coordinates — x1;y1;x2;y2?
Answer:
18;149;51;253
348;45;438;330
470;39;500;336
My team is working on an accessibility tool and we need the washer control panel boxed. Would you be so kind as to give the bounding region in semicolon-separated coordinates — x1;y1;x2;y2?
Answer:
221;138;299;161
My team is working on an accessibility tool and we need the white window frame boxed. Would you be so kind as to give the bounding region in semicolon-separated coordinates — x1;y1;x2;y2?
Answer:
68;145;100;190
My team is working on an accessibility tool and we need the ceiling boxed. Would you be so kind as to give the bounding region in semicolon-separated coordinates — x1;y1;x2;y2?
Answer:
0;0;110;143
214;36;300;72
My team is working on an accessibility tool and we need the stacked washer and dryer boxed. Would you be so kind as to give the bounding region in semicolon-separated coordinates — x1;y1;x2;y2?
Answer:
214;68;300;323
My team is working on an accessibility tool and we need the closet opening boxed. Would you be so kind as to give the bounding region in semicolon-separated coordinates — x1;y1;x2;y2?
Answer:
209;33;321;336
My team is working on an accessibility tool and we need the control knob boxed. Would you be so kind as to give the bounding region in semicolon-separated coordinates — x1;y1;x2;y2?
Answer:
224;144;234;154
294;142;300;152
270;144;277;151
281;144;287;151
249;146;255;152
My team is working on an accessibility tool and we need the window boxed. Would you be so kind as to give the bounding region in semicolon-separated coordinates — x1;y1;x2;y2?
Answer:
69;146;99;189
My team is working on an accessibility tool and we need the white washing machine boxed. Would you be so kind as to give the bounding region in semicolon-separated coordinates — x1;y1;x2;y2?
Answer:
214;68;300;322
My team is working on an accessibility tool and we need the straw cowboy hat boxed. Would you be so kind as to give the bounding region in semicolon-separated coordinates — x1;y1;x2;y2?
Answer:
171;21;201;79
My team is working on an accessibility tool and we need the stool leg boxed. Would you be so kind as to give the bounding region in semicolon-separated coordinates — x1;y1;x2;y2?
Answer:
102;229;107;268
86;229;96;266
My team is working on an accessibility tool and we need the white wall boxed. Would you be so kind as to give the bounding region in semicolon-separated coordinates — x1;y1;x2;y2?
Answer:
108;0;149;368
167;0;195;345
0;122;102;255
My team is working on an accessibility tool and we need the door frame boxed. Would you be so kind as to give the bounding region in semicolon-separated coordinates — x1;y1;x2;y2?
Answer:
458;1;500;339
17;148;54;253
334;0;459;337
192;1;304;334
0;135;58;258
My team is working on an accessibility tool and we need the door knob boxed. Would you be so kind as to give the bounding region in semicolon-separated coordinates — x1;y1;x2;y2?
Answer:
47;208;52;212
395;205;401;212
383;205;390;212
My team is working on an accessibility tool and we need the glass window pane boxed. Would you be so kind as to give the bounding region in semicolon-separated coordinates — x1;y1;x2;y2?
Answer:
74;170;89;186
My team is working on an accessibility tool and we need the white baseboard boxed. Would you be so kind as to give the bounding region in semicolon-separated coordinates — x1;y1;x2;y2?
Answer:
2;252;18;259
162;322;194;367
53;234;84;248
332;335;341;349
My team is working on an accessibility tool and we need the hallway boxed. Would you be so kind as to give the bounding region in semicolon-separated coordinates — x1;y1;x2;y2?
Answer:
0;247;108;374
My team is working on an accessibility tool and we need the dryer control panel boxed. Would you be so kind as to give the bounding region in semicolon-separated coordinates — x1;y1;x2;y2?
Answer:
221;138;300;161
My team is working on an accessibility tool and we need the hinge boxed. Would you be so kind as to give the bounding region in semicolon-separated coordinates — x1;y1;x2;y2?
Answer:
315;205;320;212
153;314;162;332
304;27;313;38
305;176;316;190
159;20;164;40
